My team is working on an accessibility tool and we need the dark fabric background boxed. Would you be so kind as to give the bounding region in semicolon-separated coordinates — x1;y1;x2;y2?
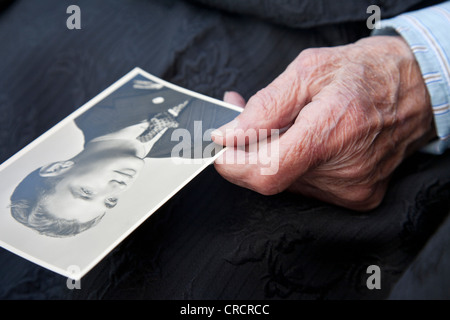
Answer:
0;0;449;300
188;0;444;28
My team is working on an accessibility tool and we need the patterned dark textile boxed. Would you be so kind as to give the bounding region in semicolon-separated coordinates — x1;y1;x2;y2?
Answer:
0;0;448;300
188;0;443;28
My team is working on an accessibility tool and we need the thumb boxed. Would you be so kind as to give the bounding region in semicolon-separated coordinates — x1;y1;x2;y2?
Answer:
211;70;308;146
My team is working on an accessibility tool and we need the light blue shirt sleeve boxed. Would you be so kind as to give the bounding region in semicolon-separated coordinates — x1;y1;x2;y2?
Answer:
372;1;450;154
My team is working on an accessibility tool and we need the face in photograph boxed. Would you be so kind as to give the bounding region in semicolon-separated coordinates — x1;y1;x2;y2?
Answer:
9;122;150;238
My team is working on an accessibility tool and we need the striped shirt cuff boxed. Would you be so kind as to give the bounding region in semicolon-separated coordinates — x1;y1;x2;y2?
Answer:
372;1;450;154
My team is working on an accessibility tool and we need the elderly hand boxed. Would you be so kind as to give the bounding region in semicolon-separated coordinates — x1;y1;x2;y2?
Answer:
211;36;436;211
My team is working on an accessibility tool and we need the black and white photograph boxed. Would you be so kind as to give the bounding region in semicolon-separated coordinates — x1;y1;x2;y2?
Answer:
0;67;241;280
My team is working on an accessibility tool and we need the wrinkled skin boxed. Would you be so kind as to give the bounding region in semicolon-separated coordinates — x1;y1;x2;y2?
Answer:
212;36;436;211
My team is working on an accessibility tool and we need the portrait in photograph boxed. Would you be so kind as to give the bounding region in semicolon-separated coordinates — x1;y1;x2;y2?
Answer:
0;68;241;279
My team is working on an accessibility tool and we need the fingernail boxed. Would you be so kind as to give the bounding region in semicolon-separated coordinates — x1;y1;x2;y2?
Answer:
223;91;231;101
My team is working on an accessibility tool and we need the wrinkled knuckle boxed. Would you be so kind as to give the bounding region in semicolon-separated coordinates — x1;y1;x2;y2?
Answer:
249;89;278;119
356;162;374;180
357;194;384;212
332;161;373;181
296;47;333;70
369;108;385;134
251;175;283;196
297;48;320;66
255;186;278;196
346;185;375;205
335;167;362;180
367;193;384;210
345;184;385;211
